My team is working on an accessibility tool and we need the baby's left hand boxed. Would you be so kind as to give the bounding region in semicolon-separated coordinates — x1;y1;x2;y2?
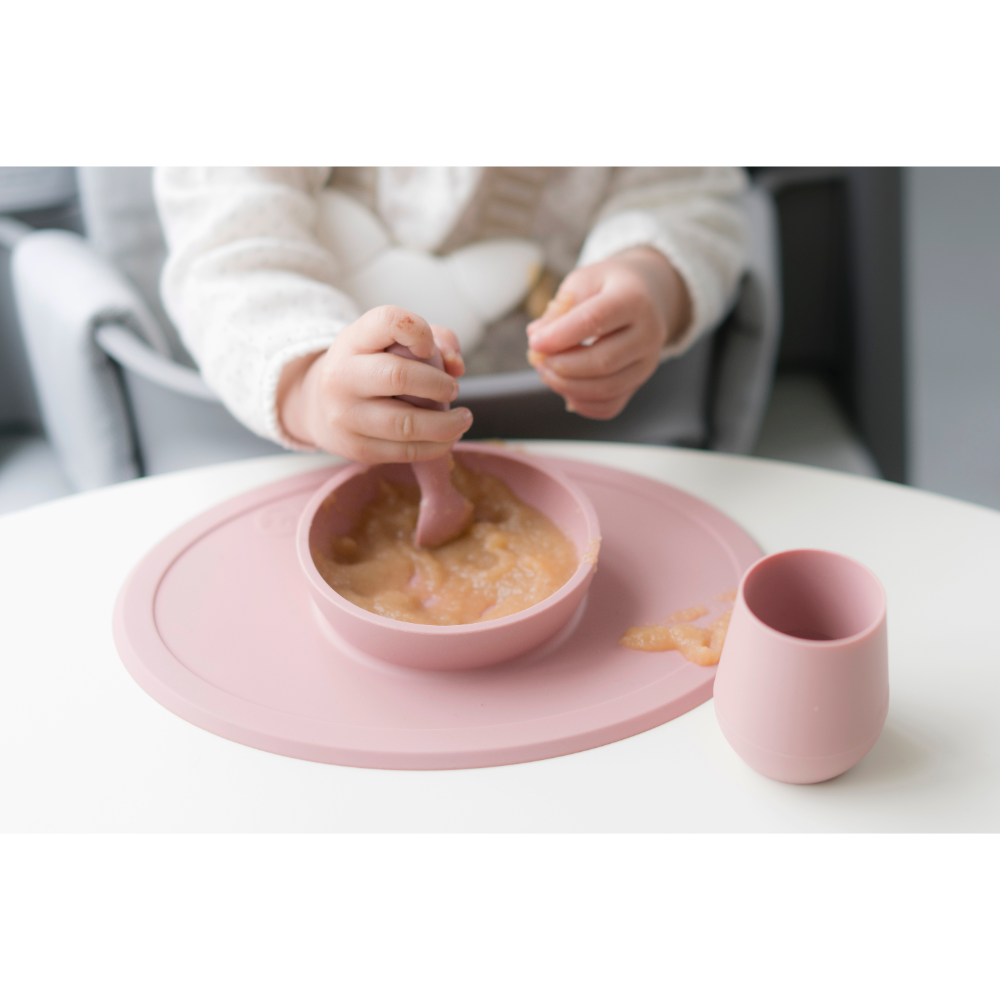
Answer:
526;247;692;419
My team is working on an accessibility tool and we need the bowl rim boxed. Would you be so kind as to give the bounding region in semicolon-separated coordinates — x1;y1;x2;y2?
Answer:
737;548;887;646
296;442;601;635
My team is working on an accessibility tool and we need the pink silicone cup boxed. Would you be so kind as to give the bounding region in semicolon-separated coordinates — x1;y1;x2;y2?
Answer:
713;549;889;784
297;443;602;671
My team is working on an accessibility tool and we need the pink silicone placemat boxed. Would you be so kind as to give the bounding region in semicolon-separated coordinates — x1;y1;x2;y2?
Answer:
113;456;762;769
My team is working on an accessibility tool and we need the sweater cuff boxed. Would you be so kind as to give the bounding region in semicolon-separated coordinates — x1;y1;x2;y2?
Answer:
260;330;345;451
577;209;716;360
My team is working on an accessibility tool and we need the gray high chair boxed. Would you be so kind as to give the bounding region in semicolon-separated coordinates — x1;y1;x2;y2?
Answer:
11;168;781;493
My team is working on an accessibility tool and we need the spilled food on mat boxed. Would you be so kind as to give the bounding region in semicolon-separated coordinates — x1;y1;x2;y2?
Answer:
620;595;736;666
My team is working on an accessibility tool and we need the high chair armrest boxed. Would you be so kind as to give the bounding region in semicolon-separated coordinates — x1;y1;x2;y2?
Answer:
10;229;174;489
94;324;217;401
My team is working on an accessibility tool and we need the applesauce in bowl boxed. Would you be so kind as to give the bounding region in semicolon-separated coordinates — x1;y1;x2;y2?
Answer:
297;444;601;671
312;459;579;626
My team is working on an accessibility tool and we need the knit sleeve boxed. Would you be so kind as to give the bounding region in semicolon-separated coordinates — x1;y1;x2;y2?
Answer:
577;167;750;358
155;167;360;448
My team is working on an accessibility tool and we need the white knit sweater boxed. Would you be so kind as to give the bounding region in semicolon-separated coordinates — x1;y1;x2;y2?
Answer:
154;167;749;447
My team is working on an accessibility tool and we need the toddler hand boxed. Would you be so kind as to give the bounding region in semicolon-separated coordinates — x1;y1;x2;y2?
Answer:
278;305;472;463
525;247;692;419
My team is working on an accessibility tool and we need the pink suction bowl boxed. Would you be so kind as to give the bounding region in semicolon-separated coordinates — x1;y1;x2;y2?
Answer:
297;443;602;671
713;549;889;784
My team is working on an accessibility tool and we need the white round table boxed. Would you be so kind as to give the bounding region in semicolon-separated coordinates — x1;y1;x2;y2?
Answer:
2;442;997;831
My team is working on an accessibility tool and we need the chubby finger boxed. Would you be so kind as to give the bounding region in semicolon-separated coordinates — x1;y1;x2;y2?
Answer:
342;400;473;443
537;358;648;404
527;265;603;330
563;395;632;420
349;305;437;359
431;324;465;378
539;325;647;380
348;351;459;404
530;286;575;328
431;324;461;358
526;287;629;356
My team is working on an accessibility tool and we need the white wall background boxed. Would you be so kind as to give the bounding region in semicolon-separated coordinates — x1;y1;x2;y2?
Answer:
905;168;1000;509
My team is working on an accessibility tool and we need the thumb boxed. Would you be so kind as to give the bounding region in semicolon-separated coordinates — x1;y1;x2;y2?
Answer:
526;265;616;356
431;324;465;378
527;267;603;334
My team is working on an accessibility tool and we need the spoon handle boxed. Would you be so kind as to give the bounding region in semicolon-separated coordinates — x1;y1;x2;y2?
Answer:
384;342;473;547
385;343;448;412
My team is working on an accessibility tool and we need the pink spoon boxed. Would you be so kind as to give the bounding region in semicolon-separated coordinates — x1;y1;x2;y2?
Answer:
385;343;474;548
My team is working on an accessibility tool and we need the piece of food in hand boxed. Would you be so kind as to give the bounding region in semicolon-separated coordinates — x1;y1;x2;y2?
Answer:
541;289;575;321
526;289;576;370
525;269;560;320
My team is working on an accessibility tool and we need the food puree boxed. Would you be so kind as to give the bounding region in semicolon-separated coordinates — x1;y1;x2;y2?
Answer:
620;603;733;666
312;463;578;626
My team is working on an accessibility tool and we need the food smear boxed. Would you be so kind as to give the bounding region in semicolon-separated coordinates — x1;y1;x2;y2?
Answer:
620;603;733;666
313;463;579;626
667;604;708;623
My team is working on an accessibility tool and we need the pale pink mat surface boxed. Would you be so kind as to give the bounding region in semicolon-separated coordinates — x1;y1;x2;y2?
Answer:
113;457;762;769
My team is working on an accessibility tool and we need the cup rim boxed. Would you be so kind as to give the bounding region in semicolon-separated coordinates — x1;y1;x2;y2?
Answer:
737;548;887;646
296;443;602;635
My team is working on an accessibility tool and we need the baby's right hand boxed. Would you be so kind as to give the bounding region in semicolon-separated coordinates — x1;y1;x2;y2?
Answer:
277;306;473;463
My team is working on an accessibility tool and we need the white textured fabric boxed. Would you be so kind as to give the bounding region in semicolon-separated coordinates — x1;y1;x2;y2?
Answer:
155;167;749;448
376;167;484;250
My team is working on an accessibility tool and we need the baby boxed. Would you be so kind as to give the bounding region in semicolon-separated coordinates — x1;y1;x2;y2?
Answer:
155;168;749;463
